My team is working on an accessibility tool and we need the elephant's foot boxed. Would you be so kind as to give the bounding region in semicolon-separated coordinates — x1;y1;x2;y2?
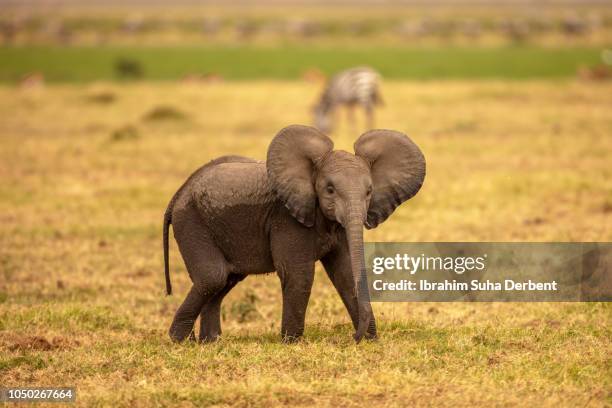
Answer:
353;314;377;342
169;319;196;343
170;286;208;343
281;332;303;344
199;332;221;343
365;319;378;340
352;332;377;343
364;332;378;341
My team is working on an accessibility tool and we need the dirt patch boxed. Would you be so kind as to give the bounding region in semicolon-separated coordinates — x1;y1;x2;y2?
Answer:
181;73;224;84
124;268;151;278
302;67;326;83
18;72;45;89
577;65;612;81
2;334;80;352
110;124;139;141
86;90;117;104
524;217;546;226
142;105;188;122
522;319;562;329
487;355;501;366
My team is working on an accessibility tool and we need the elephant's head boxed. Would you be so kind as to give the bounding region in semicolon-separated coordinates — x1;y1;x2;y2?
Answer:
267;125;426;341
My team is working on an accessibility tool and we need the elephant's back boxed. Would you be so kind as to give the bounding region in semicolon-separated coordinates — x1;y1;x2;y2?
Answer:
176;158;278;274
190;160;276;209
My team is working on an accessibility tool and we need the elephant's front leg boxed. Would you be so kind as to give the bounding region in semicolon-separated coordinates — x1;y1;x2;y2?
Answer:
270;218;316;342
277;260;315;342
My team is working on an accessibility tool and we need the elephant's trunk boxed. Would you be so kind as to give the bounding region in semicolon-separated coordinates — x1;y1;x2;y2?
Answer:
345;201;374;343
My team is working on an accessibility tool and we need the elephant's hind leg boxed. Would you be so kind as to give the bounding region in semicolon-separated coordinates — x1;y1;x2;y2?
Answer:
199;273;245;342
170;286;207;342
169;208;232;343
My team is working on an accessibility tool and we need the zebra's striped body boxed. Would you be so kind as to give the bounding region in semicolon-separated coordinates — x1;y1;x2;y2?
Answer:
313;66;383;133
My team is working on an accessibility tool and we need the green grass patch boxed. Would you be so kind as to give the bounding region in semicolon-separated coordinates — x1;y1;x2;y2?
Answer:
0;355;47;372
0;46;603;82
3;305;133;332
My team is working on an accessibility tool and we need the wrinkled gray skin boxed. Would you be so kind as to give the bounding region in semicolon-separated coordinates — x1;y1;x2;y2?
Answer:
163;125;425;343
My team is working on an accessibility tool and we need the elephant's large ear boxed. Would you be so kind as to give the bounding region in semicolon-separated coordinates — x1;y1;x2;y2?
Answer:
354;129;425;229
267;125;334;227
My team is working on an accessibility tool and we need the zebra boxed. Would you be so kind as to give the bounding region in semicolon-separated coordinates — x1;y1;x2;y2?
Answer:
312;66;383;134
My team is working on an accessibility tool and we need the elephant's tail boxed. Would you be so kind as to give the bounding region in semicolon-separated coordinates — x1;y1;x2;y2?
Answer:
163;203;173;296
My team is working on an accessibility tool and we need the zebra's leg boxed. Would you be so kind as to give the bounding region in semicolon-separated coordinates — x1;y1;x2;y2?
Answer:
346;104;356;134
365;104;374;130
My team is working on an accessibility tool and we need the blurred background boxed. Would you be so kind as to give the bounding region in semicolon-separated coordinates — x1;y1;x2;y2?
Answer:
1;0;611;81
0;1;610;406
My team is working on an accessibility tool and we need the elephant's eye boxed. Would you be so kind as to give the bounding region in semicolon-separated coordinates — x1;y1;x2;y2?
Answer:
366;186;373;196
326;185;335;194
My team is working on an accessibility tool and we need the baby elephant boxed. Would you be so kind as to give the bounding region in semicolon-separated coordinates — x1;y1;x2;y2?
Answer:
163;125;425;343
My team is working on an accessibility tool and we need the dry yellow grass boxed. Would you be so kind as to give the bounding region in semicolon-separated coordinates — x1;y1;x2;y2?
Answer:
0;80;610;406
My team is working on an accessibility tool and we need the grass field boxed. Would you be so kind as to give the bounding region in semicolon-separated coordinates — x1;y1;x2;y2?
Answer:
0;80;611;406
0;46;606;82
